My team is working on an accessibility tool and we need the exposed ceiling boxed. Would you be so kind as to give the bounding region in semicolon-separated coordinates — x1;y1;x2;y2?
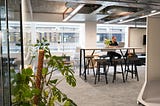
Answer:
29;0;160;25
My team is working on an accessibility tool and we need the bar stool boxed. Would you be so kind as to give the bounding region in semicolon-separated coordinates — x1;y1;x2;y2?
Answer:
95;59;110;84
83;55;95;79
125;57;142;81
112;58;125;83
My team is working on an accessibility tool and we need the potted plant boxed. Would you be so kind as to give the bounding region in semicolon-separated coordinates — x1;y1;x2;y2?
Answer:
11;38;77;106
104;38;111;47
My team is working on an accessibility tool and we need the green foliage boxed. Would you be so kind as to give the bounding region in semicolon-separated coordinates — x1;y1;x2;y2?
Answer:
104;39;111;46
11;38;77;106
34;38;50;50
11;68;39;106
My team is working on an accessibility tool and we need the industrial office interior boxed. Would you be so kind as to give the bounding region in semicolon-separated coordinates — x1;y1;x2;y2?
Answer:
0;0;160;105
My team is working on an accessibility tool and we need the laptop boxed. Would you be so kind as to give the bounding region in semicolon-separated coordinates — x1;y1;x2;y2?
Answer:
118;42;125;47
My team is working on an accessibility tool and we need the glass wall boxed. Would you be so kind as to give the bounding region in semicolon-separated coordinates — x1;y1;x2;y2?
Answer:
96;25;127;47
0;0;22;105
8;4;21;105
0;0;11;105
0;6;4;104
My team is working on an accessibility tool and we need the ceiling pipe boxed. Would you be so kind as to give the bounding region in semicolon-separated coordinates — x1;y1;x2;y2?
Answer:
63;7;70;19
63;4;85;21
91;5;107;15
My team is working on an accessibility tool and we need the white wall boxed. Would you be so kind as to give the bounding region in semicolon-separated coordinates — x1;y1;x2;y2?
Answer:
129;27;146;53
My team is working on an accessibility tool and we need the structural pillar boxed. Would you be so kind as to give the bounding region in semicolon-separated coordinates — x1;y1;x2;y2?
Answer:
138;16;160;106
84;21;97;48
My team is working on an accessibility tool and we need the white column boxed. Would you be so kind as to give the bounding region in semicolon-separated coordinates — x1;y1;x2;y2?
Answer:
79;24;85;48
31;23;37;44
138;16;160;105
84;22;97;48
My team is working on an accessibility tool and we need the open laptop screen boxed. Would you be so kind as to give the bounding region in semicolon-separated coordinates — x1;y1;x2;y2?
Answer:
118;42;125;47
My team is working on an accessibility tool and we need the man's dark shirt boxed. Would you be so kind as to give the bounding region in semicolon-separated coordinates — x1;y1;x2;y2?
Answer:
107;41;121;59
109;41;118;46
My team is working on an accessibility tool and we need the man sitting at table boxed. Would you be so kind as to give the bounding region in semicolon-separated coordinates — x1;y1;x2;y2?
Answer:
107;36;122;64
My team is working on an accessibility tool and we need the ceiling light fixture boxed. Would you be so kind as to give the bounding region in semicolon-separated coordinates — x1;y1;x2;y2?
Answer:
148;11;160;17
151;10;157;13
118;18;138;24
63;4;85;22
139;11;160;18
120;19;123;22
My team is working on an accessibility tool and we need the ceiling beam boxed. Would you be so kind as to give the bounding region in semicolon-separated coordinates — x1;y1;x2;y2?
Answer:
105;8;151;24
63;4;85;21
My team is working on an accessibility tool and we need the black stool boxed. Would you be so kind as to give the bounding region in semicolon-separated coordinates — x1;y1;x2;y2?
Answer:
83;55;95;80
125;57;142;81
112;58;125;83
95;59;110;84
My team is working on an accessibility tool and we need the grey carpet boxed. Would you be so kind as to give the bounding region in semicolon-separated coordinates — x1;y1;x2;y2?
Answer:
57;66;145;106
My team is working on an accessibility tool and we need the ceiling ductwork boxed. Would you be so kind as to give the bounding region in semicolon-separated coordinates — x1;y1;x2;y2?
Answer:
78;4;101;14
98;6;144;22
102;6;142;15
29;0;160;25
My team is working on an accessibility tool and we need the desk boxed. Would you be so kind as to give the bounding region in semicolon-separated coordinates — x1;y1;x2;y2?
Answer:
79;47;141;80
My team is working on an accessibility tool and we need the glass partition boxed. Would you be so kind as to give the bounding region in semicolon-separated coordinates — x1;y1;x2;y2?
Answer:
0;0;11;105
0;0;22;105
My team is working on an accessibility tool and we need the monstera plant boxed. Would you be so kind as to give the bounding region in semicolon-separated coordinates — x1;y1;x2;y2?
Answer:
11;38;77;106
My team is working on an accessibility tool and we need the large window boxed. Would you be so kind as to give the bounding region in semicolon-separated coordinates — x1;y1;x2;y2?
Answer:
5;22;82;55
4;22;82;71
97;25;127;47
6;23;128;54
35;23;81;53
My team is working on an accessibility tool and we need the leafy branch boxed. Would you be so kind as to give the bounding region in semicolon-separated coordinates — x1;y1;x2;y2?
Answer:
11;37;77;106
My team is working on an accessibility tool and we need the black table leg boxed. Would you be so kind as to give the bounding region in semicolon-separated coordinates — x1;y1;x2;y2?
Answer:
79;49;82;76
83;49;87;80
112;65;116;83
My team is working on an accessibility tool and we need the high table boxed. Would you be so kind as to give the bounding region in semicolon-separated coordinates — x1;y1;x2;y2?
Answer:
79;47;142;80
